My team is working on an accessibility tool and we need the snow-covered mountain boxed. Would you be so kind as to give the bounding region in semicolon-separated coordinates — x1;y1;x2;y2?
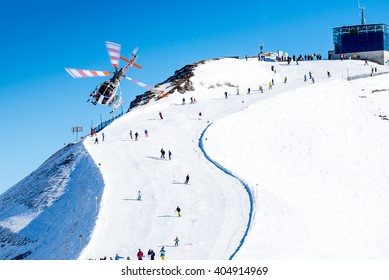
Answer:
1;57;389;260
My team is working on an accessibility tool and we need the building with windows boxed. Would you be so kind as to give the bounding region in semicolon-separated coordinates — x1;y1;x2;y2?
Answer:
328;23;389;65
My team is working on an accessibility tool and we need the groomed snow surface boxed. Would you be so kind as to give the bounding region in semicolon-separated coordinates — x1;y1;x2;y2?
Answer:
81;58;389;260
2;58;389;260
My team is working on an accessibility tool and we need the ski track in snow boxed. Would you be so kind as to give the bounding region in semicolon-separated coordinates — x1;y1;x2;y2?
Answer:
198;123;254;260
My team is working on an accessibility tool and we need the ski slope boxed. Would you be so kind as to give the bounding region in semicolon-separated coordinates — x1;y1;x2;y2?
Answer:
79;58;389;260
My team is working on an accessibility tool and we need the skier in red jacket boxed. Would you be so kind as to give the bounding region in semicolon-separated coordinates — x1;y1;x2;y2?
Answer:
137;249;144;260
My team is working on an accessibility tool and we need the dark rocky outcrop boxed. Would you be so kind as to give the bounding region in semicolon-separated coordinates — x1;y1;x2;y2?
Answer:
128;59;216;111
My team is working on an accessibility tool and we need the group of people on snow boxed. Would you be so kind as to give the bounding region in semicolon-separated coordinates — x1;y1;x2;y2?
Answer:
160;148;172;160
98;247;168;260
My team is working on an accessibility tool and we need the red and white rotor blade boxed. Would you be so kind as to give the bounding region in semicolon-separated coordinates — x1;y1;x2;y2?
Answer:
105;41;121;69
125;76;154;90
65;68;111;78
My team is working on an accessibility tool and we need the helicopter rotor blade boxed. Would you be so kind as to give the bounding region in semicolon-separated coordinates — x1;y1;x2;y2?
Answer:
125;76;154;90
105;41;121;69
65;68;111;78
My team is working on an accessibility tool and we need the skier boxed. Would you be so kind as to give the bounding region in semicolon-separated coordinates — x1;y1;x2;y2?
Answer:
94;137;99;144
115;254;124;260
160;148;165;159
102;132;105;141
259;85;263;93
182;97;185;105
174;236;179;247
137;249;144;260
159;111;163;119
160;247;166;260
327;71;331;78
268;82;272;90
224;91;228;99
168;150;172;160
176;206;181;217
135;132;139;141
247;88;250;94
144;129;148;137
137;190;142;201
284;76;287;83
184;174;190;184
129;130;133;139
148;249;155;260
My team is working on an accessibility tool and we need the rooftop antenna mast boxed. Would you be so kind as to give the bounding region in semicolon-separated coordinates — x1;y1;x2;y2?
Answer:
358;0;366;25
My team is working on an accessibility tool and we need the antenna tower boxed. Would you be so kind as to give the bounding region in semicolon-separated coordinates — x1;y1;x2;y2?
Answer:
358;0;366;25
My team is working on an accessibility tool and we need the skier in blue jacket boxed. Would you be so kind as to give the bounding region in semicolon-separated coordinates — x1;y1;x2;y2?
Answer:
115;254;124;260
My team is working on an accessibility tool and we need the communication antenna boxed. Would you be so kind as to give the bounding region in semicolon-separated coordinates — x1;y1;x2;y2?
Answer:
358;0;366;25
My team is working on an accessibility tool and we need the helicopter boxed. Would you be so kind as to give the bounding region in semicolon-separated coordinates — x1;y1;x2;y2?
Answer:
65;41;155;112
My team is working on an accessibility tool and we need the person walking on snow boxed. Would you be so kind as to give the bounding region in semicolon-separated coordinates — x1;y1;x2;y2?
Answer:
159;111;163;119
135;132;139;141
129;130;133;139
184;174;190;184
137;190;142;201
148;249;155;260
168;150;172;160
176;206;181;217
174;236;179;247
160;247;166;260
160;148;165;159
137;249;144;260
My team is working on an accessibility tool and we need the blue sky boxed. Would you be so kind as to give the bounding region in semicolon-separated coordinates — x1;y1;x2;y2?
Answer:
0;0;387;194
